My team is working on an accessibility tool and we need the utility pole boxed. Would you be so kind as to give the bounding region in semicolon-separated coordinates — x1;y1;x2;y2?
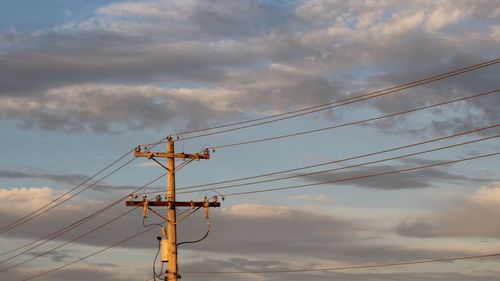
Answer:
126;136;220;281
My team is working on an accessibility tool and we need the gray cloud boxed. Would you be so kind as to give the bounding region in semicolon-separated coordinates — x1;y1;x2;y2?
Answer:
0;168;157;192
0;169;87;185
0;40;246;96
0;0;498;134
0;0;292;97
3;265;137;281
181;257;500;281
49;267;129;281
398;184;500;238
1;198;497;280
5;261;500;281
26;249;76;263
293;162;491;190
0;202;474;264
0;84;246;133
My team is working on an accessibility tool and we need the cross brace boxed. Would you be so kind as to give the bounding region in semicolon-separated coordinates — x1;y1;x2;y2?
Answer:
134;147;210;160
125;200;220;208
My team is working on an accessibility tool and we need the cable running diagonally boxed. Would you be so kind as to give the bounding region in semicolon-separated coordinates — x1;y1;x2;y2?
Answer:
0;173;166;259
134;124;498;195
0;136;170;234
17;151;499;280
20;223;161;281
139;123;500;195
0;208;138;273
225;151;500;196
6;58;500;234
213;89;499;149
0;150;132;234
182;252;500;274
177;134;499;195
161;57;500;140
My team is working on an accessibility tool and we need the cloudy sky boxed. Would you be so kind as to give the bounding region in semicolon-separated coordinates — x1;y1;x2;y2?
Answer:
0;0;499;280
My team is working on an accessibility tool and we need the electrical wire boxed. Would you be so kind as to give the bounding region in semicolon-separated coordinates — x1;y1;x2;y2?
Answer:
213;89;499;149
0;199;122;263
23;151;500;272
143;205;200;225
20;223;162;281
147;207;204;280
152;238;164;281
0;208;138;273
14;130;495;273
0;133;204;259
225;151;500;197
0;150;132;234
4;58;499;239
0;172;166;260
0;134;171;235
139;57;500;143
145;206;199;279
5;160;203;272
18;206;204;279
143;216;164;228
7;56;499;278
0;157;139;236
177;218;211;247
176;159;194;172
181;252;500;274
16;151;499;280
177;133;499;195
6;58;498;266
17;124;490;276
137;123;498;196
177;207;202;224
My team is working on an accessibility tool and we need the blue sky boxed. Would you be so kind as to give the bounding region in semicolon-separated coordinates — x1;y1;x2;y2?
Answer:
0;1;499;281
0;0;124;32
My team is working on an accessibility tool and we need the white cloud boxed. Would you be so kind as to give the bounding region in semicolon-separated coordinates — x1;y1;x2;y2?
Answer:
398;183;500;238
292;194;332;202
468;182;500;205
425;6;466;32
0;83;245;133
0;187;54;214
222;203;290;217
136;162;159;168
381;11;425;36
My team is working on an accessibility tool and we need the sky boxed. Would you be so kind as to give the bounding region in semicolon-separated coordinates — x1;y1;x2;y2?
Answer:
0;0;499;280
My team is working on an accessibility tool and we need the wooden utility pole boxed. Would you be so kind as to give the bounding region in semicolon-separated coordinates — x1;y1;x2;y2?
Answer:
126;136;220;281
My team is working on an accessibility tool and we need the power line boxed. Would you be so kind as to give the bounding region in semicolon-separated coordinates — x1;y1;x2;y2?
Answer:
164;58;500;142
0;136;170;235
17;152;499;280
6;58;498;238
3;170;206;272
8;57;500;278
20;223;161;281
0;150;205;264
0;156;207;266
17;204;201;281
213;89;499;149
225;151;500;196
0;208;138;273
0;149;132;234
135;123;498;195
0;157;135;234
0;173;166;260
5;58;499;236
182;252;500;274
177;133;499;195
0;199;122;262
